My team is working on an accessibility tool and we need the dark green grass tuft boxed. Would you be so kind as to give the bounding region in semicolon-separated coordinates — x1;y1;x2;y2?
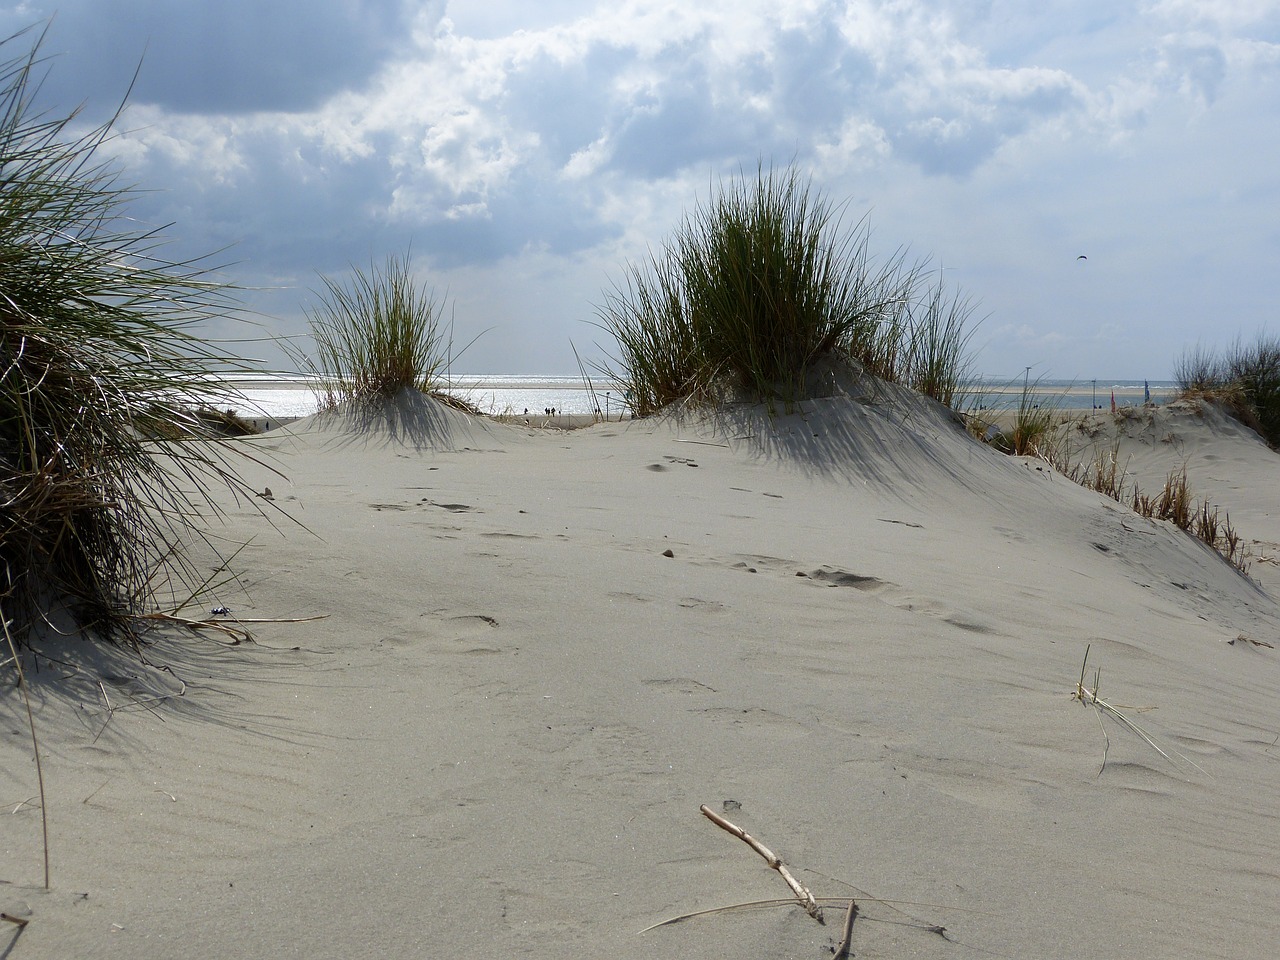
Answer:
0;26;265;642
1174;335;1280;448
300;253;454;409
596;163;975;416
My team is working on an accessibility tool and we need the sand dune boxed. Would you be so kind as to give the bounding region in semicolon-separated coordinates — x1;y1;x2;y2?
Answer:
1059;398;1280;595
4;386;1279;959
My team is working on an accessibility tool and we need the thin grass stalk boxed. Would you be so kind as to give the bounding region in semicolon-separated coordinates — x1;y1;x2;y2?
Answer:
2;611;49;887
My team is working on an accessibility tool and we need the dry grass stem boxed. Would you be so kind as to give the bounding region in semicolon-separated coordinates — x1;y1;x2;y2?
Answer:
1072;644;1207;780
639;897;815;933
2;614;48;888
832;897;859;960
639;894;958;937
90;677;185;742
131;611;328;646
1229;634;1274;649
699;803;823;923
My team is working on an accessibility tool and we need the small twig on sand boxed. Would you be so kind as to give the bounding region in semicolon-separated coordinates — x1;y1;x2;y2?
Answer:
832;898;858;959
133;611;328;645
1;913;29;928
699;804;823;923
639;895;960;936
639;897;804;933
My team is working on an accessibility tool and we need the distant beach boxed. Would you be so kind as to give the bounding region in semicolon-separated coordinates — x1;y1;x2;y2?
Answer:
208;374;1179;428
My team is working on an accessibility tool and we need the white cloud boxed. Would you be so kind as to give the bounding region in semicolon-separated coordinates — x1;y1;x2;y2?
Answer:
1145;0;1280;31
10;1;1278;375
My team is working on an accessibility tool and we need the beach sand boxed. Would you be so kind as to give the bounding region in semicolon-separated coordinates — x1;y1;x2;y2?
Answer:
3;385;1279;959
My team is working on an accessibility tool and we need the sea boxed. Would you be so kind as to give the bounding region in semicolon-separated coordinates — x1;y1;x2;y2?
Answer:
206;375;1180;428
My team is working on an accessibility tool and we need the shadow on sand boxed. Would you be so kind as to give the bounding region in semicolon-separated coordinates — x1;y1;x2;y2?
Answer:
275;388;504;454
699;378;1014;503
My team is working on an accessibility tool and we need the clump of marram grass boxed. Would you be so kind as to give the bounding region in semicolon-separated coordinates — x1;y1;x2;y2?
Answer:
1131;468;1192;529
980;375;1064;457
1007;384;1062;457
0;27;264;643
1173;343;1228;395
1174;335;1280;448
299;253;456;409
595;163;976;416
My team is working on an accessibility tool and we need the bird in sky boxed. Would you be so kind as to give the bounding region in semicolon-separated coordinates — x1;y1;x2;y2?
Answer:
1077;255;1088;260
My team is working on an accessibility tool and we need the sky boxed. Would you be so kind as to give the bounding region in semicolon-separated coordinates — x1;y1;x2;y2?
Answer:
4;1;1279;379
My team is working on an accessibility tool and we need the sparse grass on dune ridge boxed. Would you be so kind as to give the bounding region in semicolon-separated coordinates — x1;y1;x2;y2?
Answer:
1053;440;1249;573
1131;467;1248;571
977;375;1064;457
1175;335;1280;448
596;163;977;415
298;253;471;410
0;27;265;643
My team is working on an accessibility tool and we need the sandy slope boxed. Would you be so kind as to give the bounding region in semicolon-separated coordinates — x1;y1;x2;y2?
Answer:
3;387;1279;960
1058;398;1280;597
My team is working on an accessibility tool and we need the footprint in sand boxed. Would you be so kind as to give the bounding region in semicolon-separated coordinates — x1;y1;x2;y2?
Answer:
412;612;504;655
800;566;885;591
422;500;475;513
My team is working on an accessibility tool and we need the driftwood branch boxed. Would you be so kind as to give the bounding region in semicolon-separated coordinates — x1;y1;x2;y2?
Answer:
699;804;823;923
832;898;858;959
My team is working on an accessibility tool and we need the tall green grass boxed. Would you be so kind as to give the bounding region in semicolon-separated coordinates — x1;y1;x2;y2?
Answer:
899;275;978;409
596;164;974;415
0;26;262;641
1008;376;1063;457
300;254;454;408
